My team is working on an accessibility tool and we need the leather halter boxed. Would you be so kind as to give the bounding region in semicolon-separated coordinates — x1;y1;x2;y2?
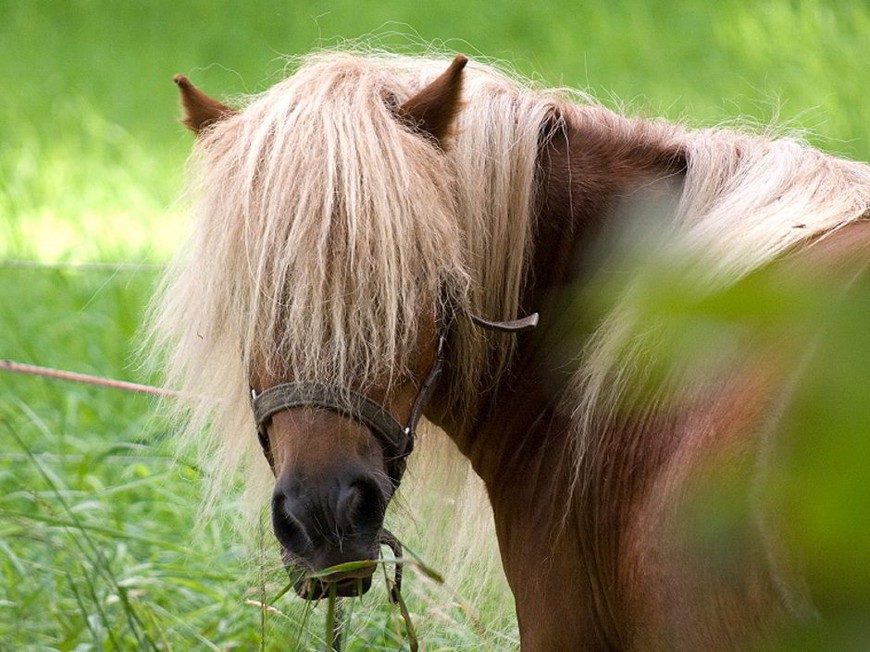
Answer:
249;309;538;486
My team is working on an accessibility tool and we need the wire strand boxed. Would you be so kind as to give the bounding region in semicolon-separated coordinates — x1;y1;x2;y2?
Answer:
0;359;177;397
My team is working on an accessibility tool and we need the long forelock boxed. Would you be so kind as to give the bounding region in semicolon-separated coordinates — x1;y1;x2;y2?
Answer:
206;56;467;391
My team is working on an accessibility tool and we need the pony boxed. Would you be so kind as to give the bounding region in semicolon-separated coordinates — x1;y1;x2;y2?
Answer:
151;51;870;650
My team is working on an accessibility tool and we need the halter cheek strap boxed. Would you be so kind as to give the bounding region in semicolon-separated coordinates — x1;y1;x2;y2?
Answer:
470;311;539;333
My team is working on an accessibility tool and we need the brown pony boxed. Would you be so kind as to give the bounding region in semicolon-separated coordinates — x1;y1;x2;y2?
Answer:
152;52;870;650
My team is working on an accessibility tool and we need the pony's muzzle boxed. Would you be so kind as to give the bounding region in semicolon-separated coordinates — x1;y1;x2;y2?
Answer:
271;469;387;597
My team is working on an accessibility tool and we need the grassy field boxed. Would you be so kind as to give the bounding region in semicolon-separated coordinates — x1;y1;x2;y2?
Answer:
1;1;869;649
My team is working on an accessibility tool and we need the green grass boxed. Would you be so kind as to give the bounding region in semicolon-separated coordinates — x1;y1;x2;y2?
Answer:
1;0;869;649
0;267;513;650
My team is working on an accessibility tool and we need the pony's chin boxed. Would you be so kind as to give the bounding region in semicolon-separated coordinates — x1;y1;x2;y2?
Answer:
293;572;374;599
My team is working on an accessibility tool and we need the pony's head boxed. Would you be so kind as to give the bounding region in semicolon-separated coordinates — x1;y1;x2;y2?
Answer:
166;54;470;597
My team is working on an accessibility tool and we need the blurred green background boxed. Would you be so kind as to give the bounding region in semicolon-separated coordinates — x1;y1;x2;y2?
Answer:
1;1;869;649
2;0;868;261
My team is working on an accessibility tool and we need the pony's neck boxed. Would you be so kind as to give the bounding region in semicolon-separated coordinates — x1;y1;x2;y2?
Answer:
431;110;688;650
448;109;687;483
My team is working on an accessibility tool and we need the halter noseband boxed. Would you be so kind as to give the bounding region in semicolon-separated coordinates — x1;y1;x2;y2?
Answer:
249;309;538;486
251;325;447;487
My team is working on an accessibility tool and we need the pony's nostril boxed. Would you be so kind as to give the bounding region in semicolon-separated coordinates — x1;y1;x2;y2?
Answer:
335;482;363;520
342;477;386;534
271;491;312;555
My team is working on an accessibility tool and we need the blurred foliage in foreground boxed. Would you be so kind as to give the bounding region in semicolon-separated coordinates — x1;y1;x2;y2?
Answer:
570;212;870;650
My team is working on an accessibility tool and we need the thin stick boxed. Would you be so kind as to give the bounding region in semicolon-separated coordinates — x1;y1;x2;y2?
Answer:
330;598;344;652
391;588;418;652
0;259;163;272
0;359;178;397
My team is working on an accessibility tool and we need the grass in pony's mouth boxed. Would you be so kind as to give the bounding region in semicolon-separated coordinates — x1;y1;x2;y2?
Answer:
296;574;374;600
282;548;446;600
282;556;380;599
296;561;378;600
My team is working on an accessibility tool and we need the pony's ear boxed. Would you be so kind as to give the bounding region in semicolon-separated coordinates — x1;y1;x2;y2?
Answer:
398;54;468;148
173;75;236;135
